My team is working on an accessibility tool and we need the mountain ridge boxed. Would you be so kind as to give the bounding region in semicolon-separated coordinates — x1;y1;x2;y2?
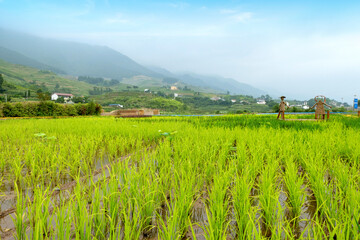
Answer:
0;28;266;97
0;28;159;79
146;66;266;97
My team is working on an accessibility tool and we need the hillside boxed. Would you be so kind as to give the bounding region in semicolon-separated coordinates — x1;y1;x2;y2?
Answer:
0;46;65;74
0;59;96;96
147;66;266;97
0;28;266;97
0;59;217;101
118;75;218;93
0;28;159;79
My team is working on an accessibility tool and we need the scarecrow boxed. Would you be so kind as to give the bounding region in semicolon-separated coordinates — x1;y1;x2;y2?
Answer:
277;96;289;120
310;95;332;120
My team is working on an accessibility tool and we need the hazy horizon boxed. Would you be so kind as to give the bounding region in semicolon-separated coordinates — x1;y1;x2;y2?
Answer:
1;0;360;103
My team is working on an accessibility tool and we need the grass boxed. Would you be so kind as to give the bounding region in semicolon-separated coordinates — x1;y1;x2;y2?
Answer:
1;114;360;239
0;59;95;96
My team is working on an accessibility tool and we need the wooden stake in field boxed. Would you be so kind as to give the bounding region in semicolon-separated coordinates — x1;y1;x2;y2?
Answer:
277;96;289;120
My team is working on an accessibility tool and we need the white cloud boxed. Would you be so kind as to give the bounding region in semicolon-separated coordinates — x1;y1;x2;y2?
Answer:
230;12;253;22
104;14;129;24
220;9;237;14
168;2;189;9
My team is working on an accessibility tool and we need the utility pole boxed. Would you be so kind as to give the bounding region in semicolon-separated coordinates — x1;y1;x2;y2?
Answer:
5;94;7;103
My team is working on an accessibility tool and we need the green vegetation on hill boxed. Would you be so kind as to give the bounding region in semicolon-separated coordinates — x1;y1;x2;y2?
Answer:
92;91;186;113
0;59;95;97
147;66;266;96
78;76;120;86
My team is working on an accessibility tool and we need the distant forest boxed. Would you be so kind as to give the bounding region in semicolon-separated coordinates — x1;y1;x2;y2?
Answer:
78;76;119;86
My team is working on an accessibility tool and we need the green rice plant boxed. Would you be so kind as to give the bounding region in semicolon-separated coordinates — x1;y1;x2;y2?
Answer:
11;183;27;240
72;180;93;240
283;157;306;222
1;114;360;239
55;201;72;240
157;170;197;239
30;190;52;239
258;158;281;237
120;198;144;240
232;167;255;239
203;170;232;240
91;183;107;239
135;153;162;229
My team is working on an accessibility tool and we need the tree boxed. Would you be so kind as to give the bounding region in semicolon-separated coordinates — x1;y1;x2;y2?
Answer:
148;97;184;112
55;97;65;103
73;96;85;103
109;79;119;86
163;77;178;84
0;74;5;93
272;104;280;113
37;91;51;101
87;101;96;115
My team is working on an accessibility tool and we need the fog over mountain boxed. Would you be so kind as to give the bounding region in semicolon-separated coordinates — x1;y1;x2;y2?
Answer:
147;66;266;97
0;28;266;97
0;28;159;79
0;46;65;74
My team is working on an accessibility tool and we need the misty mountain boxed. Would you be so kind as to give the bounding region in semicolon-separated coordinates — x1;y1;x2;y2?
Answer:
0;28;265;97
147;66;266;97
0;28;159;79
0;46;65;74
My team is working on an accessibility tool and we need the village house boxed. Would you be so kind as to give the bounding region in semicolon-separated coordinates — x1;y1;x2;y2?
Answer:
108;104;124;108
256;99;266;105
51;93;74;101
170;86;178;90
111;109;160;117
210;96;222;101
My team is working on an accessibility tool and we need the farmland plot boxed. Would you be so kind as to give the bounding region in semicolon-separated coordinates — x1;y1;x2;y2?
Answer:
0;115;360;239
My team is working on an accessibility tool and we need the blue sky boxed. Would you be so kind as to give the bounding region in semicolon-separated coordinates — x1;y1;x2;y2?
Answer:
1;0;360;101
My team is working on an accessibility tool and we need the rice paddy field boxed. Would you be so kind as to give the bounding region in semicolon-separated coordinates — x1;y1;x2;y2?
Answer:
0;114;360;239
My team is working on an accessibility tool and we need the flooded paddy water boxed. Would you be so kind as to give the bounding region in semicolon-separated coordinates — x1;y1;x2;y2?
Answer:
0;115;360;239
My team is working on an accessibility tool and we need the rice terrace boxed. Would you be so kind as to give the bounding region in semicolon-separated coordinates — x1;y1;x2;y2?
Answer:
0;114;360;239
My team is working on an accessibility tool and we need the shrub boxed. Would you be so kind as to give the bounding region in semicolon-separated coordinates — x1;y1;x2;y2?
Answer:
1;102;102;117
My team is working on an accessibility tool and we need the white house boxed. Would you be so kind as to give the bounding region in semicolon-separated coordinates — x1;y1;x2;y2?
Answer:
108;104;124;108
51;93;74;101
210;96;222;101
231;99;237;103
257;99;266;105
